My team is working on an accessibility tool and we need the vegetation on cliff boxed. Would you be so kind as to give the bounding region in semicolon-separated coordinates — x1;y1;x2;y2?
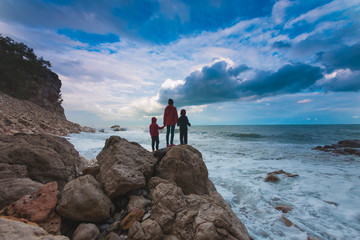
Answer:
0;35;63;113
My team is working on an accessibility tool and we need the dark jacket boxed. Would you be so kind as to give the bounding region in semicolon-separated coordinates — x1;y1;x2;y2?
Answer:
177;115;191;130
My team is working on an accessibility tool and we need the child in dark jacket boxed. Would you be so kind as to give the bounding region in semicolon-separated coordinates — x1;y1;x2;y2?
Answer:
149;117;164;151
177;109;191;145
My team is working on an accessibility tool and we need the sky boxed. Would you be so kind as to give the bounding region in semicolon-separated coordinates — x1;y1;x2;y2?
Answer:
1;0;360;127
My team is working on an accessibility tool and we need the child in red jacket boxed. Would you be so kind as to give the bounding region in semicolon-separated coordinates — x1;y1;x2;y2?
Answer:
149;117;164;151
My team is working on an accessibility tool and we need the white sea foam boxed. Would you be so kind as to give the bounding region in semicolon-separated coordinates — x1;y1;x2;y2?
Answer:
68;125;360;240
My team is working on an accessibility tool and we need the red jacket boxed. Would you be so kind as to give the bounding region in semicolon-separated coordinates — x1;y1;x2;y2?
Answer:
163;104;178;126
149;117;164;137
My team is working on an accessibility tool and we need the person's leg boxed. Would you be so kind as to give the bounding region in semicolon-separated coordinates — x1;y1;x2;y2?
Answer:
155;136;159;150
166;126;170;146
184;130;188;144
179;129;184;144
151;137;155;151
170;125;175;145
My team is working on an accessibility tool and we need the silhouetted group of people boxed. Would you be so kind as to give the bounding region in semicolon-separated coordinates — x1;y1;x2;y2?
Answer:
149;99;191;151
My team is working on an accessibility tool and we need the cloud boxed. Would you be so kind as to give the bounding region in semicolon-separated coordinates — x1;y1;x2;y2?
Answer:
297;99;312;104
158;60;323;106
317;42;360;72
272;41;292;48
314;69;360;92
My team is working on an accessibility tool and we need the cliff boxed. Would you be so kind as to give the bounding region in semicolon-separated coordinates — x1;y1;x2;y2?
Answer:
0;36;94;135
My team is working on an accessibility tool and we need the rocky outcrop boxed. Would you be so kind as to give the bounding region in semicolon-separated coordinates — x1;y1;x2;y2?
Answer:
0;133;84;189
313;139;360;156
265;169;299;182
56;175;114;222
0;93;95;136
0;134;251;240
0;217;69;240
0;182;61;234
155;145;215;195
96;136;157;199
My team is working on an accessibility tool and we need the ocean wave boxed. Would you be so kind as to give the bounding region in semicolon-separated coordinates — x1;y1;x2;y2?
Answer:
227;133;264;139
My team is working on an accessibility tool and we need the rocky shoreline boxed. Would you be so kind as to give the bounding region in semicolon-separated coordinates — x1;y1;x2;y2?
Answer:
0;93;95;136
0;133;251;240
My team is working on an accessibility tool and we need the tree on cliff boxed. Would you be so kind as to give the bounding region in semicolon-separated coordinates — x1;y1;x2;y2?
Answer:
0;35;64;113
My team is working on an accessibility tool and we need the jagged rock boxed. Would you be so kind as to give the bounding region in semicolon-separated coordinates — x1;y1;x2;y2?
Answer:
265;170;299;182
0;217;69;240
56;175;114;222
73;223;99;240
127;195;152;211
120;208;145;230
96;136;157;199
313;139;360;156
155;145;215;195
0;133;84;189
128;219;164;240
0;182;61;234
148;179;251;240
280;215;294;227
275;205;293;213
0;178;43;209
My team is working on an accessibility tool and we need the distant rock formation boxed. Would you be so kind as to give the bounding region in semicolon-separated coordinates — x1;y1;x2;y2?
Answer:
313;139;360;157
0;135;251;240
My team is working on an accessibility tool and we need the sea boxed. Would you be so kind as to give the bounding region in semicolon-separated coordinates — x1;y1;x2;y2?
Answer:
68;124;360;240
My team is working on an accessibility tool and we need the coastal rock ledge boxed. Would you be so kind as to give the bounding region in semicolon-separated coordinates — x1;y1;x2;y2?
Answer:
0;134;251;240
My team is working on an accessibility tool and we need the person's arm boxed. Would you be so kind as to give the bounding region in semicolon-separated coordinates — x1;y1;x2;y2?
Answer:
163;108;167;126
187;117;191;126
158;125;165;130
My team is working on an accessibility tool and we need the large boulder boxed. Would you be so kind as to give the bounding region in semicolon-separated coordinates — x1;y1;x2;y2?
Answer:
96;136;157;199
56;175;114;222
155;145;215;195
0;178;43;209
0;216;69;240
0;182;61;234
148;179;251;240
0;133;83;189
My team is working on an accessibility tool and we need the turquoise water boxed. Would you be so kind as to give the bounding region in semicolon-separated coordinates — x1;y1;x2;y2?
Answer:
68;125;360;240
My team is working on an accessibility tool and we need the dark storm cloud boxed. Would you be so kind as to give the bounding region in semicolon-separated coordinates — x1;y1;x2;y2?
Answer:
315;71;360;92
272;41;292;49
317;42;360;73
158;61;323;106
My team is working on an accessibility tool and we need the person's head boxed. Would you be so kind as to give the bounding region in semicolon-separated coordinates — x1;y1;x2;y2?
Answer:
168;99;174;105
180;109;186;116
151;117;157;123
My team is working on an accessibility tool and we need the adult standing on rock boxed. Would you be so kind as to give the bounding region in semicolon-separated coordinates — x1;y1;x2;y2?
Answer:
163;99;178;147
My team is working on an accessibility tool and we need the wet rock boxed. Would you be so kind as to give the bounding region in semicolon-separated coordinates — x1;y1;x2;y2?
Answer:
155;145;215;195
313;139;360;156
280;215;294;227
0;181;61;234
275;205;293;213
0;217;69;240
265;170;299;182
120;208;145;230
96;136;157;199
107;221;121;232
56;175;114;222
73;223;99;240
264;174;280;182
